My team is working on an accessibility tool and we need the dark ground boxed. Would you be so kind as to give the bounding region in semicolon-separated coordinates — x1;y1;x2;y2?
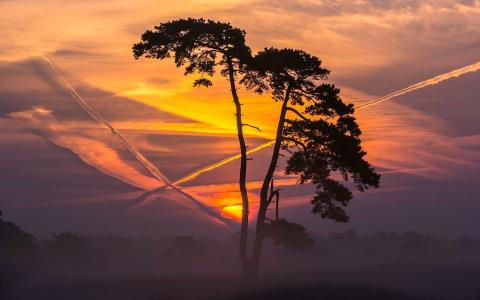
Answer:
4;263;480;300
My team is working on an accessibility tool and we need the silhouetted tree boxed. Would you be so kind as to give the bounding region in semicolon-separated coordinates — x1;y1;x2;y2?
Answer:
0;211;37;266
133;21;380;279
241;48;380;276
0;211;38;296
132;18;253;275
263;218;314;250
45;232;94;268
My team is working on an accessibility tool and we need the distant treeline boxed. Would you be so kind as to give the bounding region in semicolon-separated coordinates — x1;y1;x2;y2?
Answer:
1;212;480;297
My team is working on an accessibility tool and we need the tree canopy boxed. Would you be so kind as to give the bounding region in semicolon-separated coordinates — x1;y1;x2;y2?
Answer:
242;47;330;101
133;18;252;87
244;48;380;223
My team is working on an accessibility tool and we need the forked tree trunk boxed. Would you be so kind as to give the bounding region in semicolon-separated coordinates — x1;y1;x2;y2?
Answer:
226;58;251;277
249;86;292;278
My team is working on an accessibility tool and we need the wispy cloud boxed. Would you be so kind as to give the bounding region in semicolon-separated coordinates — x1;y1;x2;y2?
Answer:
8;107;162;190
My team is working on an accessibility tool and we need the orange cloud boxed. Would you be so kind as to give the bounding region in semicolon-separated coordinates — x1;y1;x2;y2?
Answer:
8;107;162;190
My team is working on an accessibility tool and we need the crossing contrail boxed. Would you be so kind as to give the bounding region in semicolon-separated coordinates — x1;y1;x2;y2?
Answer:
41;56;233;226
40;39;480;222
42;57;171;185
129;140;276;208
17;28;174;187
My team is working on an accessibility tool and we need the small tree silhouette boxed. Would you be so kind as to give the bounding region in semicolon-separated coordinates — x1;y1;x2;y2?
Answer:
242;48;380;276
0;211;37;265
132;18;253;275
263;218;314;250
45;232;92;267
0;211;38;296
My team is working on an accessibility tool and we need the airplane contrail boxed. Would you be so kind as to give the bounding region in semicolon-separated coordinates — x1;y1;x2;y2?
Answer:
41;56;233;226
165;59;480;186
355;60;480;109
17;28;175;187
173;140;276;185
42;57;171;185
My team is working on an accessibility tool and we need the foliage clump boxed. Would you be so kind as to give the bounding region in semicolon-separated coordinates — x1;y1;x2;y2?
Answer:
263;218;314;250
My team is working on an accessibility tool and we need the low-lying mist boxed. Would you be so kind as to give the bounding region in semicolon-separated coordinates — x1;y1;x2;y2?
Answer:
2;213;479;300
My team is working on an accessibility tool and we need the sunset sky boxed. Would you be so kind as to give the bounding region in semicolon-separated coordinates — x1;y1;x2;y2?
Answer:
1;0;480;238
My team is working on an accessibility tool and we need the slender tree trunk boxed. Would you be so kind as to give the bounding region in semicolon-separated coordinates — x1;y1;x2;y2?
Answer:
249;86;292;277
275;181;280;221
226;58;251;277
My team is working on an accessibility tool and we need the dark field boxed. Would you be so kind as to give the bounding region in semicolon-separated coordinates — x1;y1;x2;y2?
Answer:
5;265;480;300
2;224;480;300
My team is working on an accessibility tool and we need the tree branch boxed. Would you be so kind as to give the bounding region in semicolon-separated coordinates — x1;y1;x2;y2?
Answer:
286;107;311;122
283;148;295;156
282;137;307;152
267;189;280;206
282;136;311;164
242;123;262;132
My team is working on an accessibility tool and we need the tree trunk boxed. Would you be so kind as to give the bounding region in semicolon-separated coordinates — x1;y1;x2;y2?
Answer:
274;181;280;222
226;58;251;277
249;86;292;278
